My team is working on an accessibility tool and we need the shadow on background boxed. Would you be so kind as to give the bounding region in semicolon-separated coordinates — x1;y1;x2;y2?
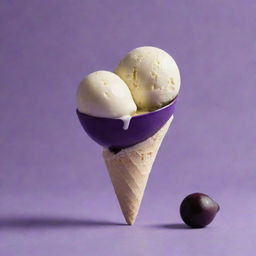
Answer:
151;223;189;230
0;216;125;230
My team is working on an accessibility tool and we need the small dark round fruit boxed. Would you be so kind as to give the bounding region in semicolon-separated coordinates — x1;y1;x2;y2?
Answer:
180;193;220;228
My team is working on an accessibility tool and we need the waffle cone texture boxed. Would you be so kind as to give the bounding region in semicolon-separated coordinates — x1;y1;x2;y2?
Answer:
103;117;173;225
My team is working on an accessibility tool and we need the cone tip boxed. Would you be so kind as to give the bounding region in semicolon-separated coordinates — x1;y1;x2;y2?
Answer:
125;216;136;225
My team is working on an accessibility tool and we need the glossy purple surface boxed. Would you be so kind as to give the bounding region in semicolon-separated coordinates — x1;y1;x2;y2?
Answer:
1;1;256;256
76;99;177;149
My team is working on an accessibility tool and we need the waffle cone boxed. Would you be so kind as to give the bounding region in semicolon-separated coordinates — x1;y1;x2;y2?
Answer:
103;117;173;225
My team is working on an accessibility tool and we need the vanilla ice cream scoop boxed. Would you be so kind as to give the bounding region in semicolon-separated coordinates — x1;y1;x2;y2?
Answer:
115;46;180;110
77;71;137;118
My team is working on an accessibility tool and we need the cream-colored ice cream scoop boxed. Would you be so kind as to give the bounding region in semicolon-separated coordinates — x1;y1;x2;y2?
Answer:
115;46;180;110
77;70;137;118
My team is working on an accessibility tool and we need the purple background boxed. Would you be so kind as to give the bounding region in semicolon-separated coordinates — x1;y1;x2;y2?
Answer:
1;0;256;255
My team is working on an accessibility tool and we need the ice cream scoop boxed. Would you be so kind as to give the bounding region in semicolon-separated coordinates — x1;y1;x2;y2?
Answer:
115;46;180;110
77;70;137;118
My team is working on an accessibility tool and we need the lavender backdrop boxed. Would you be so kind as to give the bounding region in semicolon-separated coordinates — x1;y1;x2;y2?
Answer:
1;0;256;255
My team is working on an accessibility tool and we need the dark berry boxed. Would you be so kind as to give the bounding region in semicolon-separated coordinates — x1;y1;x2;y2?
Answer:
180;193;220;228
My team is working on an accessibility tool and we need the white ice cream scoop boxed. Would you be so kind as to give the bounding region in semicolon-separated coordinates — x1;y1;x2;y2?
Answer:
77;70;137;118
115;46;180;110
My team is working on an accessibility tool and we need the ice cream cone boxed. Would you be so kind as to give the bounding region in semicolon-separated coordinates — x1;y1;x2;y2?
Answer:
103;116;173;225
